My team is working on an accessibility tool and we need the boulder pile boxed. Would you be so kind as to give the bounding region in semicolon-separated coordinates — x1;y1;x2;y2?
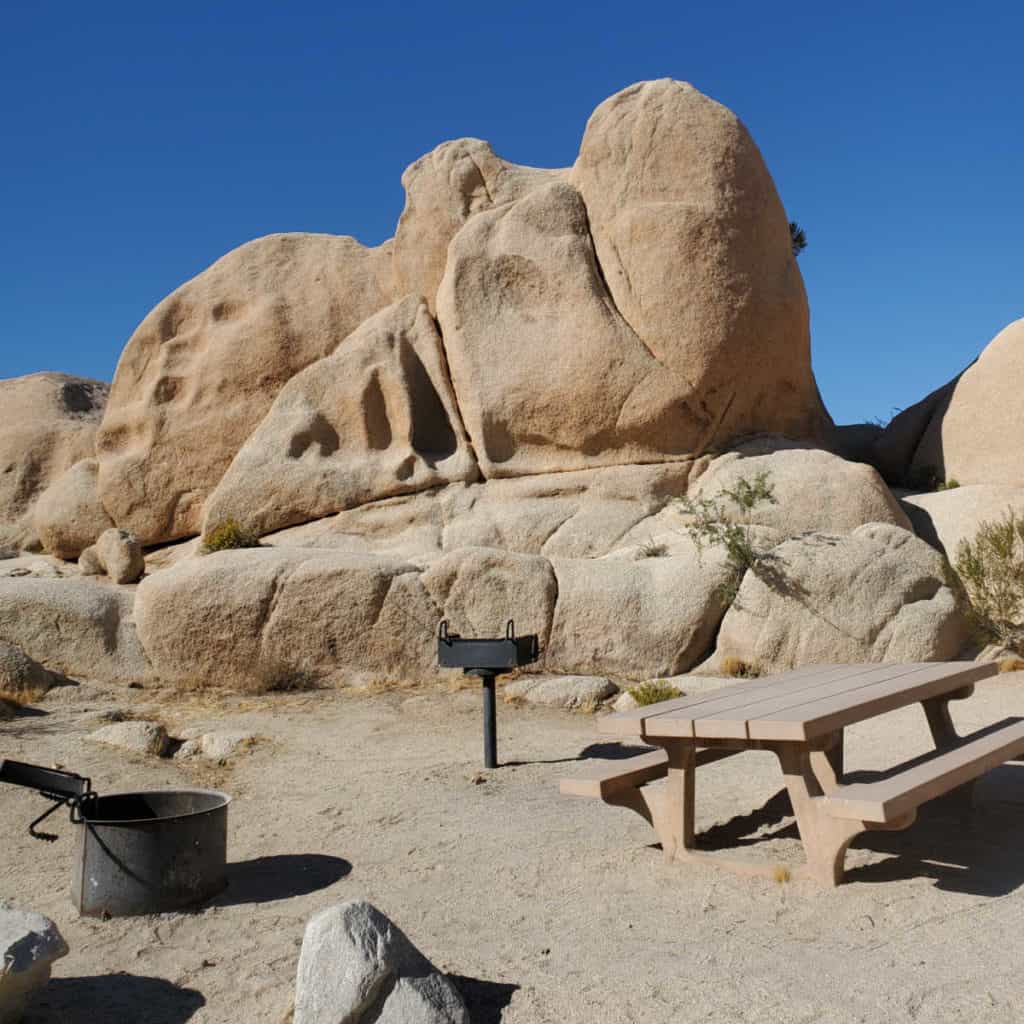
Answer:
1;78;1010;687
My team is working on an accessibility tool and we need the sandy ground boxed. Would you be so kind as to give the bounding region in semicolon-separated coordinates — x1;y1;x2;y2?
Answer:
3;673;1024;1024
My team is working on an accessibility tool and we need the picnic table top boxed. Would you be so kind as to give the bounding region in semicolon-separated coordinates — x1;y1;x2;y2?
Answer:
599;661;998;742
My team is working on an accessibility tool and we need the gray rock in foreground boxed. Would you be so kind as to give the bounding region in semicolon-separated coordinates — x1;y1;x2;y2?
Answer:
503;674;617;709
88;720;169;757
294;901;469;1024
0;909;69;1024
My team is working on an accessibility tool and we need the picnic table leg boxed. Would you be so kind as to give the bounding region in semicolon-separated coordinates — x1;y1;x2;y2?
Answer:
922;696;976;819
776;744;863;886
658;739;696;862
809;730;844;794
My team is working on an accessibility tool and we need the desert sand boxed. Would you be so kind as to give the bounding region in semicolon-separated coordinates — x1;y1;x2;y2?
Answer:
3;674;1024;1023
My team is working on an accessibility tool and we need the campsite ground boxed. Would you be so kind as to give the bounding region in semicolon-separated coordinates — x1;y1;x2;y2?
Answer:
3;674;1024;1023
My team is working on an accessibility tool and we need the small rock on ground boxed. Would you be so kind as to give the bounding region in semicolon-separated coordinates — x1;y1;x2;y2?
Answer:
173;731;257;761
502;674;617;709
88;720;168;757
0;908;69;1024
294;901;469;1024
0;641;59;698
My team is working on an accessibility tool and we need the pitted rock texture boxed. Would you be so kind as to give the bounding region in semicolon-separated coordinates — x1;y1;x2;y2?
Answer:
95;233;395;545
204;296;478;538
0;373;108;552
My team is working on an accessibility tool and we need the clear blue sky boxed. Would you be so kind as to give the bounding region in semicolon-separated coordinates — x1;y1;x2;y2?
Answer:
1;1;1021;426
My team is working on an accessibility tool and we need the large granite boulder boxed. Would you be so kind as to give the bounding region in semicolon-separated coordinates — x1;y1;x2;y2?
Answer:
203;296;478;538
294;901;468;1024
907;319;1024;487
393;137;562;313
437;180;701;477
705;523;969;674
571;79;831;449
135;548;442;689
0;909;68;1024
0;578;153;686
95;233;395;545
32;458;114;559
0;373;108;552
901;484;1024;559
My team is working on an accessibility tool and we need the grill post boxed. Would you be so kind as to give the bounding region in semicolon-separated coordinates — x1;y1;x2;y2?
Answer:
481;672;498;769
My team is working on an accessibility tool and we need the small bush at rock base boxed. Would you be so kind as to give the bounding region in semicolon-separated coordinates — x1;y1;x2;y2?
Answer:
720;655;759;678
636;537;668;559
628;680;682;706
936;478;961;491
201;518;261;553
953;509;1024;654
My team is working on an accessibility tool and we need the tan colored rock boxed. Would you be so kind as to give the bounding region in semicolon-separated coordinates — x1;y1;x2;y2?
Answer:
394;138;563;312
420;546;557;646
547;542;734;680
265;463;698;563
204;296;478;538
685;438;912;535
909;320;1024;487
901;485;1024;559
0;640;59;696
96;233;395;545
0;373;108;551
32;458;114;559
78;546;103;575
135;548;441;689
706;523;969;674
872;377;960;486
95;528;145;584
571;79;830;449
437;180;706;477
89;720;169;757
0;577;153;686
502;674;617;708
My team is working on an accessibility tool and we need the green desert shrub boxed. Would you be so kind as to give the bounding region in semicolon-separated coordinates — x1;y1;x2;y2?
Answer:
628;680;682;706
201;518;261;554
936;478;961;491
953;509;1024;654
676;470;777;603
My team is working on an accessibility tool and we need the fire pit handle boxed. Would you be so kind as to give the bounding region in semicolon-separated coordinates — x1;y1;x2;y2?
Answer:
0;760;96;842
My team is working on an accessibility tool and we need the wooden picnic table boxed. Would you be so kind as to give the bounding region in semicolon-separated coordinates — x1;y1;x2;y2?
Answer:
563;661;1024;885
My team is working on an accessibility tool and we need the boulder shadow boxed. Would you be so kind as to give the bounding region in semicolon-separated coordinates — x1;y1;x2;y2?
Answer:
448;974;520;1023
215;853;352;906
25;973;204;1024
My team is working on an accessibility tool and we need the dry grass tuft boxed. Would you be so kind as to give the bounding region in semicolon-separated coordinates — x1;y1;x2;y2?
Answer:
628;680;682;706
772;864;792;884
200;518;261;554
998;657;1024;674
721;655;759;678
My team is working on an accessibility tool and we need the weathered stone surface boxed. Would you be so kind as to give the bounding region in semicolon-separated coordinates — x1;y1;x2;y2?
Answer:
421;547;557;646
909;320;1024;487
0;578;153;686
135;548;441;689
394;138;563;313
901;484;1024;559
32;458;114;559
438;180;707;478
685;438;911;536
0;641;59;697
96;233;395;545
95;528;145;584
571;79;830;449
872;377;960;486
706;524;969;674
89;720;169;757
294;901;469;1024
547;542;734;680
0;373;108;552
0;555;77;580
204;296;478;538
173;730;257;761
267;463;698;563
0;909;68;1024
503;674;617;708
78;546;103;575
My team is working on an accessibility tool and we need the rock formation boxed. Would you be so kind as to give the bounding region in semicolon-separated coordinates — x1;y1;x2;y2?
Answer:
0;79;1000;687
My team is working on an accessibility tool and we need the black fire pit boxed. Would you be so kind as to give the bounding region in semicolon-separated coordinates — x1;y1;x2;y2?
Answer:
0;760;230;917
437;619;539;768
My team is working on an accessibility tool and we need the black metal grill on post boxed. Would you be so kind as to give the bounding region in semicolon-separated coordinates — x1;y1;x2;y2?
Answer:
437;619;540;768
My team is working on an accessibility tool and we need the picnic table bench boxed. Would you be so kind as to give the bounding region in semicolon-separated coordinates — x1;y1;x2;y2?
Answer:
561;662;1024;885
